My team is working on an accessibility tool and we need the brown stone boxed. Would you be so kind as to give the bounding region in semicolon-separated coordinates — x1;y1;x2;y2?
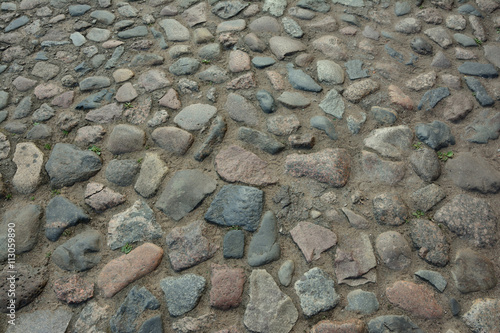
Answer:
210;264;245;309
226;72;256;90
51;91;74;108
97;243;163;298
34;83;63;99
386;281;444;319
443;94;473;122
159;88;181;109
13;76;37;91
311;319;368;333
388;85;414;110
266;70;287;90
290;222;337;262
53;275;94;304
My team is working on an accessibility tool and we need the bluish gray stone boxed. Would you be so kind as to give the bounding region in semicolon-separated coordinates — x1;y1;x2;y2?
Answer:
115;20;134;30
45;196;90;242
371;106;397;125
248;211;280;267
13;96;32;119
105;159;140;187
278;260;294;286
310;116;337;140
415;120;455;150
118;26;149;39
450;298;461;316
205;185;263;231
75;89;109;110
394;1;411;16
256;90;276;113
138;315;162;333
5;16;29;32
415;270;447;292
457;4;482;17
464;110;500;144
454;33;478;47
32;103;55;122
70;32;86;46
169;57;200;76
105;46;125;69
197;65;228;83
69;5;91;16
417;87;450;111
297;0;331;12
223;230;245;259
90;10;115;25
0;91;8;110
194;116;227;162
252;57;276;68
410;37;433;55
368;316;424;333
0;111;9;124
345;60;369;80
465;77;494;107
212;1;248;19
151;27;168;49
294;267;340;317
160;274;205;317
333;0;364;8
79;76;111;91
347;112;366;134
26;124;51;140
51;230;101;271
458;62;498;78
130;53;164;67
282;17;303;38
385;44;405;63
6;309;72;333
346;289;379;314
238;127;285;154
287;63;322;92
110;286;160;333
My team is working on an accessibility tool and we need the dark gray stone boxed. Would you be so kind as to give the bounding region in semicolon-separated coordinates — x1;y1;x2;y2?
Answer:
454;33;478;47
198;44;221;61
410;37;433;55
160;274;205;316
197;65;228;83
445;153;500;194
452;248;497;293
394;1;411;16
105;159;140;187
252;57;276;68
345;60;369;80
415;270;447;292
212;1;248;19
417;87;450;111
415;120;455;150
155;169;217;221
75;89;109;110
118;26;148;39
310;116;337;140
13;96;32;119
465;76;494;107
457;4;482;17
26;124;52;140
138;315;162;333
410;219;450;266
409;148;441;182
45;196;90;242
51;230;102;271
371;106;397;125
458;62;498;78
107;124;145;155
169;57;200;76
110;286;160;333
372;193;408;226
297;0;331;12
248;211;280;267
256;90;275;113
294;267;339;317
464;110;500;144
238;127;285;154
223;230;245;259
194;116;227;161
410;183;446;212
90;10;115;25
130;53;164;67
224;93;259;126
32;103;55;122
346;289;379;314
368;316;424;333
105;46;125;69
450;298;461;316
287;63;322;92
205;185;263;232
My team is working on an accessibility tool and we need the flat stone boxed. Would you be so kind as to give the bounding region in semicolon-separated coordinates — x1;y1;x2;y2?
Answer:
446;153;500;194
463;298;500;333
431;51;452;68
32;103;55;122
278;260;294;287
424;27;453;48
197;65;228;83
361;151;405;185
181;2;207;27
269;36;306;60
245;33;267;52
410;219;450;266
415;270;447;292
334;233;377;286
282;17;303;37
159;19;189;41
410;183;446;212
130;53;164;67
454;33;478;47
34;83;63;99
368;316;424;333
290;222;336;262
267;115;300;136
223;230;245;259
295;267;339;317
113;69;134;84
386;280;443;318
417;87;450;111
249;16;281;33
159;88;181;110
152;126;193;155
443;94;474;122
174;104;216;130
345;290;379;315
32;62;59;81
248;211;280;267
110;286;159;333
13;96;32;119
409;148;441;182
5;15;30;32
194;116;226;161
256;90;276;113
287;63;322;92
238;127;285;154
465;76;494;107
138;316;162;333
312;35;347;60
79;76;111;91
138;69;170;92
212;0;248;19
484;45;500;69
165;220;218;271
244;270;298;333
458;62;498;78
372;193;408;226
278;91;310;108
229;50;251;73
13;77;37;92
106;124;144;154
52;230;101;271
464;109;500;144
376;231;411;270
86;28;110;42
12;143;43;194
406;71;436;91
224;93;259;127
343;79;379;103
364;125;412;160
215;145;277;186
90;10;115;24
53;275;94;304
341;208;370;229
161;274;205;316
252;57;276;68
5;309;72;333
85;103;122;123
51;91;74;108
263;0;287;16
216;19;246;33
395;17;422;34
317;60;344;85
210;264;245;309
97;243;163;298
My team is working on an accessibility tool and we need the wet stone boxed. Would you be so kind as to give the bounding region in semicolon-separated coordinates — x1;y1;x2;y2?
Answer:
415;270;447;292
238;127;285;154
386;280;444;319
295;267;340;317
290;221;337;262
223;230;245;259
346;290;379;314
319;89;344;119
334;233;377;286
410;219;450;266
161;274;205;316
376;231;412;270
53;275;94;304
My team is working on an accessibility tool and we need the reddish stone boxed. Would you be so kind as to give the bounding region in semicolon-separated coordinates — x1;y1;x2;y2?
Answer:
290;222;337;262
266;71;286;90
210;264;245;310
386;281;444;319
84;182;126;212
97;243;163;298
51;91;75;108
227;72;256;90
53;275;94;304
123;96;152;124
215;145;278;186
311;319;368;333
34;83;63;99
229;50;251;73
343;79;379;103
388;85;414;110
159;88;181;109
74;126;106;145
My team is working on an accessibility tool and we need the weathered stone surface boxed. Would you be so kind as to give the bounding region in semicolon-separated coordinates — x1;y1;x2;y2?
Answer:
160;274;205;316
165;220;218;271
45;196;90;242
341;208;370;229
210;264;245;309
363;125;412;160
346;290;379;315
244;270;298;333
295;267;340;317
156;169;216;220
248;211;280;267
319;89;345;119
445;153;500;194
224;93;259;127
368;316;424;333
452;248;497;293
386;281;444;318
97;243;163;298
290;222;337;262
463;298;500;333
278;91;310;108
159;19;190;41
410;219;450;266
223;230;245;259
238;127;285;154
278;260;294;287
85;103;123;123
267;115;300;136
415;270;447;292
464;110;500;144
172;314;216;333
334;233;377;286
132;153;167;198
12;143;43;194
84;182;125;212
311;319;367;333
376;231;412;270
409;148;441;182
410;183;446;212
106;124;145;155
52;230;102;271
343;79;379;103
361;151;405;185
5;309;72;333
269;36;306;59
205;185;263;231
152;126;194;155
372;193;408;226
53;275;94;304
215;145;277;186
106;159;139;187
174;104;217;131
312;35;347;60
285;149;350;187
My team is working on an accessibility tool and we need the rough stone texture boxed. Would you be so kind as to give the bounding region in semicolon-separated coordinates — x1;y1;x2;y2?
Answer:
106;159;139;187
375;231;412;270
334;233;377;286
210;264;245;309
269;36;306;59
294;267;340;317
134;153;168;198
160;274;205;316
152;126;194;155
410;183;446;212
53;275;94;304
372;193;408;226
346;290;379;315
410;219;450;266
174;104;217;131
248;211;280;267
84;182;125;212
156;169;216;220
106;124;145;155
224;93;259;127
361;151;405;185
343;79;380;103
244;270;298;333
45;196;90;242
409;148;441;182
97;243;163;298
445;153;500;194
52;230;102;271
363;125;412;160
165;220;218;271
463;298;500;333
434;194;497;247
386;281;444;319
415;270;447;292
368;316;424;333
290;222;337;262
311;319;367;333
451;248;497;293
5;309;72;333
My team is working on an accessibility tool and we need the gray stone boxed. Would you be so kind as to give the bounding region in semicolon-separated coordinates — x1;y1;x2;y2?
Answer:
212;1;248;19
245;33;267;52
484;45;500;69
458;62;498;78
248;211;280;267
368;316;424;333
194;116;226;161
395;18;421;34
346;289;379;314
464;110;500;144
282;17;303;37
238;127;285;154
463;298;500;333
375;231;412;270
198;65;228;83
106;124;145;155
446;153;500;194
169;57;200;76
317;60;344;85
118;26;148;39
6;309;72;333
278;260;294;287
205;185;263;232
90;10;115;24
26;124;51;140
363;125;412;160
252;57;276;69
319;89;345;119
160;274;205;316
45;143;102;189
13;96;32;119
5;15;29;33
160;19;189;41
130;53;164;67
138;315;162;333
86;28;111;42
332;0;364;7
107;200;163;250
70;32;86;46
342;208;370;229
371;106;397;125
372;193;408;226
410;37;433;55
263;0;287;16
417;87;450;111
465;76;494;107
105;46;125;69
334;233;377;286
310;116;337;140
174;104;217;130
363;26;380;40
224;93;259;127
156;169;216;221
452;248;497;293
85;103;123;124
32;62;59;81
410;184;446;212
244;270;298;333
294;267;339;317
267;115;300;136
431;51;451;68
415;120;455;150
79;76;111;91
446;15;467;30
117;4;138;17
410;219;450;266
256;90;275;113
269;36;306;60
45;196;90;242
133;153;168;198
32;103;55;122
454;33;477;47
69;4;90;16
415;270;447;292
223;230;245;259
424;27;452;48
345;60;369;80
110;286;160;333
52;230;102;271
216;19;246;33
12;142;43;194
152;127;193;155
278;91;311;108
395;1;411;16
297;0;330;12
105;159;139;187
286;63;322;92
458;4;482;16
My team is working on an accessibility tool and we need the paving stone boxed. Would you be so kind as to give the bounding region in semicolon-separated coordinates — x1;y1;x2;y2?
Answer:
372;193;408;226
244;270;298;333
172;313;216;333
386;280;443;318
130;153;166;198
249;16;281;33
334;233;376;286
210;264;245;309
245;33;267;52
343;79;379;103
295;267;339;317
97;243;163;298
238;127;285;154
368;315;424;333
159;88;181;109
341;208;370;229
106;124;145;155
85;103;123;123
282;17;303;37
443;94;474;122
161;274;205;316
138;315;162;333
248;211;280;266
312;35;347;60
445;153;500;194
223;230;245;259
224;93;259;127
51;91;74;108
252;57;276;68
361;151;405;185
267;115;300;135
346;290;379;315
278;260;294;287
297;0;331;12
12;142;43;194
415;120;455;150
5;309;72;333
52;230;101;271
317;60;344;85
138;69;170;92
410;183;446;212
454;33;478;47
194;115;226;161
13;76;37;92
269;36;306;60
409;148;441;182
465;76;494;106
463;298;500;333
363;125;412;160
174;104;217;131
34;83;63;99
410;37;433;55
31;62;59;81
410;219;450;266
152;126;193;155
290;222;336;262
278;91;310;108
32;103;55;122
311;319;367;333
226;72;257;90
212;0;248;19
415;270;447;292
256;90;276;114
395;17;422;34
424;27;452;48
464;109;500;143
165;220;218;271
376;231;411;270
53;275;94;304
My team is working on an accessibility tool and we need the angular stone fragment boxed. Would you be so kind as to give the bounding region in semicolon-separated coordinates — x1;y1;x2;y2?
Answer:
84;182;125;212
97;243;163;298
363;125;412;160
452;248;497;293
295;268;340;317
161;274;205;316
194;116;226;161
290;222;336;262
45;196;90;242
238;127;285;154
463;298;500;333
159;19;190;41
410;219;450;266
424;27;452;48
368;316;424;333
52;230;102;271
269;36;306;59
415;270;447;292
248;211;280;267
409;148;441;182
5;309;72;333
312;35;347;60
319;89;345;119
410;183;446;212
151;127;194;155
224;93;259;127
110;286;159;333
346;291;379;315
342;208;370;229
334;233;377;286
53;275;94;304
445;153;500;194
210;264;245;309
386;281;444;319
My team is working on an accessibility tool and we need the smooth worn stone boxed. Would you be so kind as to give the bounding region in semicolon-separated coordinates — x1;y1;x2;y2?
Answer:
212;0;248;18
345;59;369;80
106;124;144;154
311;115;337;139
34;83;63;99
223;230;244;259
138;315;162;333
117;26;149;39
69;4;90;16
45;196;90;242
90;10;115;24
267;115;300;136
364;125;412;160
86;28;111;42
5;309;72;333
484;45;500;69
161;273;205;316
205;185;263;232
410;183;446;212
346;290;379;315
282;17;304;38
287;63;322;92
73;126;104;145
138;69;170;91
169;57;200;76
317;60;344;85
458;62;498;78
395;18;422;34
0;205;42;261
45;143;101;189
193;27;213;44
269;36;306;60
216;19;246;34
156;169;216;221
79;76;111;91
431;51;451;68
278;260;294;287
244;270;298;333
470;15;486;41
454;33;478;47
98;243;163;298
181;2;206;27
410;37;433;55
465;76;494;106
256;90;276;113
249;16;281;33
463;298;500;333
228;50;251;73
286;148;350;187
4;121;28;134
361;151;405;185
197;65;228;82
5;15;29;32
51;91;74;108
12;143;43;194
464;110;500;144
424;27;452;48
410;219;450;266
226;72;257;90
238;127;285;154
165;220;218;271
132;153;167;197
312;35;347;60
248;211;280;267
368;316;423;333
395;1;411;15
159;19;190;41
343;79;379;103
194;116;226;161
215;145;277;186
450;298;461;316
446;153;500;194
70;32;86;46
13;77;37;92
174;104;216;130
210;264;245;310
104;160;139;187
297;0;330;12
113;69;134;83
386;280;444;319
159;88;181;109
245;33;267;52
410;148;441;182
85;103;123;124
152;126;193;155
252;57;276;68
376;231;411;270
290;222;336;262
311;319;367;333
415;270;447;292
295;268;339;317
372;193;408;226
224;93;259;126
53;275;94;304
110;286;159;333
435;194;497;247
115;82;138;102
334;233;377;286
278;91;310;108
415;120;455;150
